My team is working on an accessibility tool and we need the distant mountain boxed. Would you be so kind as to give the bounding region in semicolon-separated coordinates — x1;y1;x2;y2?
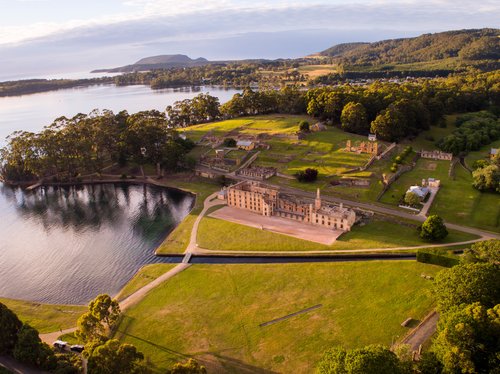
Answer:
92;54;211;73
318;29;500;66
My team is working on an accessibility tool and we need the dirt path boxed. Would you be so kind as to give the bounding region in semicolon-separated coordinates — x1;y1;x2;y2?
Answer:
39;327;77;345
400;310;439;352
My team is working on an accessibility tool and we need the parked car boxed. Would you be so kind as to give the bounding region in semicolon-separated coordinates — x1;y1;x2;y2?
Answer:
70;344;85;353
53;340;68;350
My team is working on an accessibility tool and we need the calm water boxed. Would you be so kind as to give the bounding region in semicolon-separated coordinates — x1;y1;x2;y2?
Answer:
0;183;193;304
0;84;240;144
0;84;238;303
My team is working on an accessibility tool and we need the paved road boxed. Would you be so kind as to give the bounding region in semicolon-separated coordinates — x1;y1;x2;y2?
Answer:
0;356;48;374
400;310;439;352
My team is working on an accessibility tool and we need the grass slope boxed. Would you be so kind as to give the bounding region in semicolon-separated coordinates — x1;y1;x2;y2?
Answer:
116;262;441;373
115;264;177;301
197;216;477;252
0;298;85;333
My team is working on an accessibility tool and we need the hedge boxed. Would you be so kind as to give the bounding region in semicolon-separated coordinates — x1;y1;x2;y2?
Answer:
416;250;460;267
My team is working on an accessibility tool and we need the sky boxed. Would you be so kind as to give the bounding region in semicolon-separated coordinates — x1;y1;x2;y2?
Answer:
0;0;499;80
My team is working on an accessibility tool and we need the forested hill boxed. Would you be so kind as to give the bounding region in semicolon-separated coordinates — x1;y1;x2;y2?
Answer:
318;29;500;65
92;54;211;73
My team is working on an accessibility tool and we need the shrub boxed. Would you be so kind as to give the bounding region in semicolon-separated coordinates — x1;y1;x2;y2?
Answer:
299;120;310;132
223;138;237;147
295;168;318;182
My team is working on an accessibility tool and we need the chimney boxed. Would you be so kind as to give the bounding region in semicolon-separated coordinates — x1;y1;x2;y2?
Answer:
315;188;321;210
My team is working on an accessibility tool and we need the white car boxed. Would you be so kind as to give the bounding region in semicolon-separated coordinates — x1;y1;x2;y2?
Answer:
53;340;68;350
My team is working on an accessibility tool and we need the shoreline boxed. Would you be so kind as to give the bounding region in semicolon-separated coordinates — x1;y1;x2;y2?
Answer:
0;175;200;306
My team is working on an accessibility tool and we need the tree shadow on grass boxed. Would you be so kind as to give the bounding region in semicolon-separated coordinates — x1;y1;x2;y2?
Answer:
406;319;421;328
116;329;189;359
210;354;279;374
115;315;277;373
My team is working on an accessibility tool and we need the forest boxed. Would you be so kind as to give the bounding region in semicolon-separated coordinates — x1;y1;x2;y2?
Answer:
0;110;194;183
1;70;499;183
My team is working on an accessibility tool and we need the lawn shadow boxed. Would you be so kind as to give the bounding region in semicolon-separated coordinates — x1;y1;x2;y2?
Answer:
116;325;188;359
211;353;279;374
406;319;421;328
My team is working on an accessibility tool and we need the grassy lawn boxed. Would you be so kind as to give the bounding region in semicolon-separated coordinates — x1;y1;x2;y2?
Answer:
183;114;374;178
379;158;449;206
297;64;338;78
115;264;177;301
197;215;477;252
181;115;311;143
0;298;85;333
115;261;441;373
465;138;500;167
379;157;499;232
259;128;371;177
156;178;220;254
429;165;499;232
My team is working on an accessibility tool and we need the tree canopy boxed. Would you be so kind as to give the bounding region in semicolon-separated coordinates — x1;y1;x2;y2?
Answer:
433;263;500;313
317;345;403;374
432;302;500;373
87;339;149;374
419;215;448;242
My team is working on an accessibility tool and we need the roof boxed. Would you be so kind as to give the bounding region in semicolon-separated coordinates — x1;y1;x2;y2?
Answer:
407;185;429;198
236;140;253;147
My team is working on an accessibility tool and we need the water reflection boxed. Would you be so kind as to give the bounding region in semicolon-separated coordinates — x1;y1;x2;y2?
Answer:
0;183;193;304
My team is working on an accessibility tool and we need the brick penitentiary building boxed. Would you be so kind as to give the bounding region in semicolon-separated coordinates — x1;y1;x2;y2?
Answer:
226;181;356;231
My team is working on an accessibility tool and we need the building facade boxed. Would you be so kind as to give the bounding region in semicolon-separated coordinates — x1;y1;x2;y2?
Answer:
236;166;277;180
226;181;356;231
420;150;453;161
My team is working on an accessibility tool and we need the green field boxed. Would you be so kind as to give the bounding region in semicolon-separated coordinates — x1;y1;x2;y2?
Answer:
0;298;85;333
115;264;177;300
379;157;499;232
197;215;477;252
465;138;500;167
115;262;441;373
182;115;309;143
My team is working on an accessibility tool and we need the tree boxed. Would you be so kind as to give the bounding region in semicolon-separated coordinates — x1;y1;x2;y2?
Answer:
223;138;236;147
295;168;318;183
0;302;22;354
419;215;448;242
89;294;120;329
462;239;500;264
472;164;499;192
433;263;500;313
170;359;207;374
472;159;489;170
13;324;55;370
432;303;500;373
76;294;120;343
340;102;368;134
416;352;443;374
370;107;407;142
299;120;310;132
87;339;149;374
404;191;420;207
317;345;402;374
